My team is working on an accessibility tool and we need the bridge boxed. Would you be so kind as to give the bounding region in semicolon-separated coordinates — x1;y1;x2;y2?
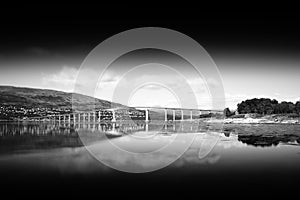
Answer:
28;106;223;123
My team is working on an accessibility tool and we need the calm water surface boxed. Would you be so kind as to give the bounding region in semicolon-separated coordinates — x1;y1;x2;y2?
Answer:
1;122;300;190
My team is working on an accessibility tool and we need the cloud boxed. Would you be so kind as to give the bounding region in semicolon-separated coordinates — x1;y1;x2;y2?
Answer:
42;65;109;96
41;66;253;110
141;84;164;90
42;66;272;111
225;93;260;109
187;78;208;94
94;72;123;100
100;72;121;83
92;66;217;109
274;92;281;96
26;46;51;56
42;66;79;92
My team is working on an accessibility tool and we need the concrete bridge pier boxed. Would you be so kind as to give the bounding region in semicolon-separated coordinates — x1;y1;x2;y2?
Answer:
111;110;116;122
98;111;101;122
181;110;184;121
173;110;176;121
88;113;91;123
164;109;168;122
190;110;193;121
83;113;86;123
93;112;96;123
145;109;149;122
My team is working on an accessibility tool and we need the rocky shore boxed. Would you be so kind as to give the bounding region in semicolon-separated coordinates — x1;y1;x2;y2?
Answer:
224;118;299;124
204;114;300;124
224;114;299;124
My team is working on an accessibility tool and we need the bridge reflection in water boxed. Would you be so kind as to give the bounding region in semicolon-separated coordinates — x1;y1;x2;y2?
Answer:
2;122;300;150
0;121;223;153
72;121;220;134
0;121;222;136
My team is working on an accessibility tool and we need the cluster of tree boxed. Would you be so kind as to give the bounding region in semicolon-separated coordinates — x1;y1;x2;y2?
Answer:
237;98;300;115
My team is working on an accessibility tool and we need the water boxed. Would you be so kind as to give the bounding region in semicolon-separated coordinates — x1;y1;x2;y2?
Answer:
1;122;300;191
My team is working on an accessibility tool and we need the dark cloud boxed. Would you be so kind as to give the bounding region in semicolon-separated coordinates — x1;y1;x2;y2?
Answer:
26;47;51;56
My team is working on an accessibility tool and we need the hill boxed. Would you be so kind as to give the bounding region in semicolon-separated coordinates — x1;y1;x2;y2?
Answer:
0;86;127;119
0;86;125;109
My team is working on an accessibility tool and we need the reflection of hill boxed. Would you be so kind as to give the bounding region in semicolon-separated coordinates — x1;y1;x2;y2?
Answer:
238;134;300;147
0;123;83;152
0;135;83;153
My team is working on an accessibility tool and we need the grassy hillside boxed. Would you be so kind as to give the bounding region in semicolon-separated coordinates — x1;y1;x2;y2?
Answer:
0;86;126;115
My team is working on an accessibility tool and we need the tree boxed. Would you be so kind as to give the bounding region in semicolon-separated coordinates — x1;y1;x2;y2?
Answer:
295;101;300;114
288;102;296;113
223;108;233;117
279;101;293;113
237;98;297;115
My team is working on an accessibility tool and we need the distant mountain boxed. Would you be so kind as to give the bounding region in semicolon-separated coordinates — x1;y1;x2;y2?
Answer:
0;86;126;111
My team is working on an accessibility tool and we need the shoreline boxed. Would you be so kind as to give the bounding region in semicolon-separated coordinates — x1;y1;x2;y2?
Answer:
223;118;299;124
1;117;300;125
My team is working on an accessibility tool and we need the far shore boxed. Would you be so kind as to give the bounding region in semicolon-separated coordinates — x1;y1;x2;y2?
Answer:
222;118;299;124
206;114;300;124
1;119;299;125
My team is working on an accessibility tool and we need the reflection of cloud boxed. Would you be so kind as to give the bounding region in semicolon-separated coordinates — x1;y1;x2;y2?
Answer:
82;133;196;172
174;149;221;166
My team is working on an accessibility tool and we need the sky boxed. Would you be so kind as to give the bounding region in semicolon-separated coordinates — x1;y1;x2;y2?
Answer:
0;10;299;109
